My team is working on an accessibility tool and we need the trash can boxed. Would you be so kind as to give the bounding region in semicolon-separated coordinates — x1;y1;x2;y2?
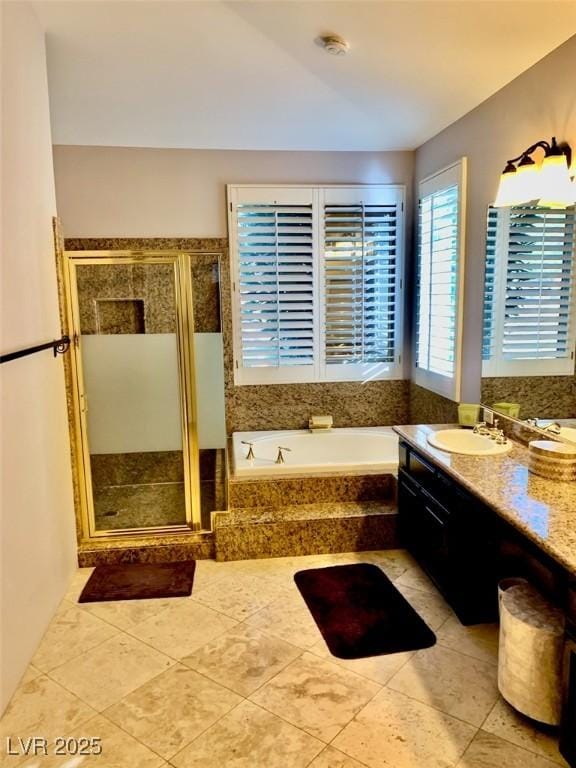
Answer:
498;582;565;725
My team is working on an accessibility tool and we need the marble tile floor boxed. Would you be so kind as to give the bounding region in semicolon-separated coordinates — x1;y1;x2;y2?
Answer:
0;550;568;767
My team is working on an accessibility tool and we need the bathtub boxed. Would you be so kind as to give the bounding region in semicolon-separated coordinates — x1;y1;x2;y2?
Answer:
231;426;399;478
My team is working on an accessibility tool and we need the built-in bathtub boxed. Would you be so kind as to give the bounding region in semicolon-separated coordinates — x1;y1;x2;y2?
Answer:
231;426;398;478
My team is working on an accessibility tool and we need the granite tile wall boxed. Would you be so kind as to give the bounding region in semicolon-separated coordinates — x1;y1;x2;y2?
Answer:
408;382;459;425
76;262;177;334
481;376;576;421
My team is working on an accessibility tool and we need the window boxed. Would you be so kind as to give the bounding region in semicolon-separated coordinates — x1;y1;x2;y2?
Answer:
414;159;467;401
228;185;405;385
483;205;576;377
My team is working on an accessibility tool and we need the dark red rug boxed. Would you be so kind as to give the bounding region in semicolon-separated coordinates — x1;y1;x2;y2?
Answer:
294;563;436;659
78;561;196;602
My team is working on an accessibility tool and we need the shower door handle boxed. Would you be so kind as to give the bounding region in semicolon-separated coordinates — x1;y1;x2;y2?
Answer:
80;393;88;414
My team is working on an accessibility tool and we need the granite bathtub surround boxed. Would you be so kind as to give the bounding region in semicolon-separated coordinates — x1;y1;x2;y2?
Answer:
228;473;395;509
393;424;576;574
482;376;576;421
214;502;398;561
216;472;398;561
408;382;459;426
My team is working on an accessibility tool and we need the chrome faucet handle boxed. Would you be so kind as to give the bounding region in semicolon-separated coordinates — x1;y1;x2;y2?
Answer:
473;422;487;434
241;440;255;460
544;422;562;435
275;446;291;464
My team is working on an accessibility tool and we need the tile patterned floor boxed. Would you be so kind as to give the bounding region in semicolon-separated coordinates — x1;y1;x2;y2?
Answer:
0;550;569;767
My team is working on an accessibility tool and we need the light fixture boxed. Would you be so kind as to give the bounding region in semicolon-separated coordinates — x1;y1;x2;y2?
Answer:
493;137;573;209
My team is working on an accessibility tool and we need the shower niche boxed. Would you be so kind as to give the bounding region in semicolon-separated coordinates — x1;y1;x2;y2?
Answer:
63;251;226;539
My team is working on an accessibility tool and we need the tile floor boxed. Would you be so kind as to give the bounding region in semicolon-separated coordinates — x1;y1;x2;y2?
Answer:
0;550;568;767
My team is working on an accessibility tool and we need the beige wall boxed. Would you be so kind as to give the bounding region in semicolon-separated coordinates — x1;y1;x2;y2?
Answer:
415;35;576;403
0;2;77;713
53;146;414;238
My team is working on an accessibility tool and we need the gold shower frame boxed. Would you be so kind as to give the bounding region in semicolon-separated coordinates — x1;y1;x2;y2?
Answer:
62;250;202;539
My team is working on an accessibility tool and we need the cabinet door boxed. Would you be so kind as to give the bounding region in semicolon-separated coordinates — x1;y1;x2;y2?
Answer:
560;637;576;767
398;472;450;591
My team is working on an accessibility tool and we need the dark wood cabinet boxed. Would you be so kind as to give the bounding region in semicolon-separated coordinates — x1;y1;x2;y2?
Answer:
561;587;576;765
398;444;498;625
397;439;576;767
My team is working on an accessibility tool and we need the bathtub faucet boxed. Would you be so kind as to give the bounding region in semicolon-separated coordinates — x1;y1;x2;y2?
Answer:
241;440;255;460
275;446;291;464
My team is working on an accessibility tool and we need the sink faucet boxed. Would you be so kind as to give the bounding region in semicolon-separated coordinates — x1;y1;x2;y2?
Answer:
542;422;562;435
474;420;506;442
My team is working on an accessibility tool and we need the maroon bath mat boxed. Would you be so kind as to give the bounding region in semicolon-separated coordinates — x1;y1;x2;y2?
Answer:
294;563;436;659
78;561;196;602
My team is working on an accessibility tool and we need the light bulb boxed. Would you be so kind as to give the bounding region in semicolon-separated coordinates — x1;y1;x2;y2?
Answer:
538;153;574;208
513;161;540;204
494;168;521;207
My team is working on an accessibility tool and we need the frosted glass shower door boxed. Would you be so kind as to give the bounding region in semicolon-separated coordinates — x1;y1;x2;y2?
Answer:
71;257;198;535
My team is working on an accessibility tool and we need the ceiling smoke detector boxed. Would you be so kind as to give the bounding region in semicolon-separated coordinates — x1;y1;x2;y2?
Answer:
319;34;350;56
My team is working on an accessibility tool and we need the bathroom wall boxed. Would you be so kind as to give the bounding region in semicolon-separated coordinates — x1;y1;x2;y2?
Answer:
414;35;576;407
0;2;77;714
55;149;415;431
53;147;414;238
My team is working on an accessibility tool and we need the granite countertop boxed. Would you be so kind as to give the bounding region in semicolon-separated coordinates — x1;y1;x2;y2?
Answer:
393;424;576;576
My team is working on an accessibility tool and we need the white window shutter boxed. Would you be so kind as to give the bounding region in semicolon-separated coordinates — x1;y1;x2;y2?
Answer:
229;187;318;384
320;186;404;381
483;205;576;377
414;159;467;402
228;184;405;386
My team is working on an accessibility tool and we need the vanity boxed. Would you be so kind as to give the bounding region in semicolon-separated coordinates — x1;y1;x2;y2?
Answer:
394;424;576;766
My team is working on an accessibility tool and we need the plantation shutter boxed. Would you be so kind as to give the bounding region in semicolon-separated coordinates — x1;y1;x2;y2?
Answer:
321;187;404;380
228;184;405;385
414;159;467;401
229;187;317;384
483;205;576;377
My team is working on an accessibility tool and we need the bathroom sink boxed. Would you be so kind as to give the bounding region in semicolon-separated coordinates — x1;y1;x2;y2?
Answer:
427;429;512;456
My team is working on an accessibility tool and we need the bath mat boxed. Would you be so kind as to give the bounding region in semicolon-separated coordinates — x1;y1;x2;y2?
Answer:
294;563;436;659
78;561;196;603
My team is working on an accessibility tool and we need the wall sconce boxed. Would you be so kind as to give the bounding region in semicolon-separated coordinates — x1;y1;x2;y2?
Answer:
494;136;575;208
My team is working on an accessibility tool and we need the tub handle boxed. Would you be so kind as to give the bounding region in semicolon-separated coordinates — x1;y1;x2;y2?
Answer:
276;446;292;464
241;440;255;460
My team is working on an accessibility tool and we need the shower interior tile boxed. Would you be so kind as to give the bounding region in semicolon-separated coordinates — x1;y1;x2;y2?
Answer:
95;298;145;334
